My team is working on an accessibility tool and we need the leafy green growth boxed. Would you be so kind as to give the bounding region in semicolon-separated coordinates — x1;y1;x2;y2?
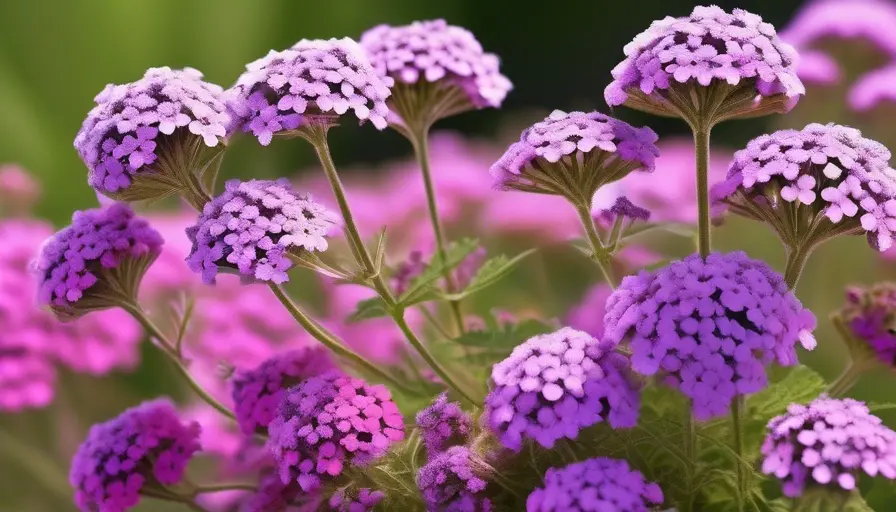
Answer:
441;249;537;301
398;238;480;307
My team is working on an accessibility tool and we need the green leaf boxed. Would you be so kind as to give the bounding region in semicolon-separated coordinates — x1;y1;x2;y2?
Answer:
398;238;479;306
792;488;874;512
346;297;391;323
453;318;555;348
620;221;697;241
748;365;827;419
441;249;536;301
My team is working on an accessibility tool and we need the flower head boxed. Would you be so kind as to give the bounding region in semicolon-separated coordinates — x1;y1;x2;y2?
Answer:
231;348;335;435
603;252;816;419
491;110;658;204
33;203;163;319
849;64;896;111
416;392;473;455
484;327;640;451
761;396;896;497
69;398;201;512
186;179;336;285
241;472;306;512
527;457;664;511
74;67;229;201
605;5;804;125
416;446;492;512
230;38;392;145
0;164;41;215
839;283;896;366
329;487;385;512
267;372;405;492
712;123;896;251
360;19;512;127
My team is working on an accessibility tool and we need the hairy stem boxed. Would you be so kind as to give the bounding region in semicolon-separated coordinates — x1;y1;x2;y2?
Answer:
694;126;712;258
193;483;259;494
784;241;814;290
827;360;870;397
731;397;747;512
574;203;617;288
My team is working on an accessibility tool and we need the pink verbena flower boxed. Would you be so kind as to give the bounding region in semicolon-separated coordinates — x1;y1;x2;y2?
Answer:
527;457;663;511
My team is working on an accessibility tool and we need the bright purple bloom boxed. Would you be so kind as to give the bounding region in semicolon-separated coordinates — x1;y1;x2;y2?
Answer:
850;64;896;111
69;398;201;512
761;396;896;497
601;196;651;223
230;38;393;145
416;392;473;455
566;283;614;339
416;446;492;512
329;487;385;512
231;348;336;435
491;110;659;197
840;283;896;366
267;372;405;492
603;252;816;420
527;457;663;511
713;123;896;251
186;179;336;284
74;67;229;195
360;19;512;110
33;203;163;311
484;327;640;451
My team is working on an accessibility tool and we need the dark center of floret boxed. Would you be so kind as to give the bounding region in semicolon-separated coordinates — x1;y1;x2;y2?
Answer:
357;432;373;443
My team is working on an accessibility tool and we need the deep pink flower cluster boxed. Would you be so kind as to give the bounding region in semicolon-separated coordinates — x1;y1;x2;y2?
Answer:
603;252;817;419
69;399;201;512
605;5;804;106
526;457;664;512
231;348;335;435
415;392;473;455
329;487;385;512
230;38;392;145
761;396;896;497
416;446;492;512
74;67;230;194
360;19;512;109
267;372;405;492
840;283;896;367
186;179;336;284
484;327;640;451
33;203;163;308
713;123;896;251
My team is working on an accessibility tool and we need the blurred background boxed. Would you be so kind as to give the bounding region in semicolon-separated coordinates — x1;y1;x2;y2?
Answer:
2;0;896;510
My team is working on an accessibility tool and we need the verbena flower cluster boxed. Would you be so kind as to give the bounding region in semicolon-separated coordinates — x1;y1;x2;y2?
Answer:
329;487;385;511
603;251;817;419
416;446;492;511
840;283;896;366
415;392;473;454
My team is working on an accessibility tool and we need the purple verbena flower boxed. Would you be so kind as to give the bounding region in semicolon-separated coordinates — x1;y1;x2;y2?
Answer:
33;203;163;317
231;347;336;435
491;110;659;203
526;457;664;511
605;6;804;124
74;67;230;197
416;446;492;512
761;396;896;497
392;250;426;296
186;179;336;284
606;196;651;222
241;471;307;512
603;251;817;420
712;123;896;251
484;327;640;451
416;392;473;455
267;372;405;492
329;487;385;512
230;38;393;145
839;283;896;367
69;398;201;512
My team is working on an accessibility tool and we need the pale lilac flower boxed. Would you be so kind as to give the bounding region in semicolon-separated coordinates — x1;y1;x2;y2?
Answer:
849;64;896;111
527;457;663;511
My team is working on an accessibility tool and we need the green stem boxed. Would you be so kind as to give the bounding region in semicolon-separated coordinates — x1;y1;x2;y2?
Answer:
574;203;617;288
410;127;466;335
784;241;814;290
694;126;712;258
731;397;747;512
827;360;870;397
682;413;696;512
193;483;258;494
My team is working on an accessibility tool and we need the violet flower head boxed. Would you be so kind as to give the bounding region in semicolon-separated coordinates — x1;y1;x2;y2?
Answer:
712;123;896;251
484;327;640;451
606;196;651;222
761;396;896;497
839;283;896;367
603;251;817;420
267;372;405;492
241;472;306;512
186;179;336;285
490;110;659;204
329;487;385;512
849;64;896;112
33;203;163;318
605;6;804;125
415;392;473;455
360;19;512;126
230;38;392;145
69;398;201;512
416;446;492;512
74;67;229;200
527;457;664;512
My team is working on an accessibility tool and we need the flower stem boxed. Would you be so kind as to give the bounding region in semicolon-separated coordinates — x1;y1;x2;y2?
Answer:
193;483;258;494
574;203;617;288
410;126;465;335
827;360;870;397
731;397;747;512
694;126;712;258
682;413;696;512
784;241;814;290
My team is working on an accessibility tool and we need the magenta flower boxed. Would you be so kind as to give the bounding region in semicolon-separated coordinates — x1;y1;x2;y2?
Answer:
416;446;492;511
839;283;896;367
484;327;640;451
230;38;392;145
69;399;201;512
329;487;385;512
761;396;896;497
527;457;664;511
416;392;473;455
603;252;817;420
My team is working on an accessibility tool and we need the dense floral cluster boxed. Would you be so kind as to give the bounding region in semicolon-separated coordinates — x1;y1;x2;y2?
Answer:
527;457;664;512
229;38;393;144
416;446;492;511
603;252;817;419
69;399;201;512
840;283;896;366
761;396;896;496
329;487;385;512
416;392;473;454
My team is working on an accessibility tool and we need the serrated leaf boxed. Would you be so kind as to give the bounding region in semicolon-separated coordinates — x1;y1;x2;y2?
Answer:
346;297;391;323
453;318;555;348
441;249;536;301
748;365;826;419
398;238;479;306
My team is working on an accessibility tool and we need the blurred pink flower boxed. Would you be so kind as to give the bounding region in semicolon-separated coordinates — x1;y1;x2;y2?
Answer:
0;164;41;214
565;283;613;338
850;63;896;111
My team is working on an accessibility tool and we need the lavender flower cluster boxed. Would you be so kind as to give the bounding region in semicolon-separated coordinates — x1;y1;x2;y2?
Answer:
416;392;473;454
416;446;493;511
